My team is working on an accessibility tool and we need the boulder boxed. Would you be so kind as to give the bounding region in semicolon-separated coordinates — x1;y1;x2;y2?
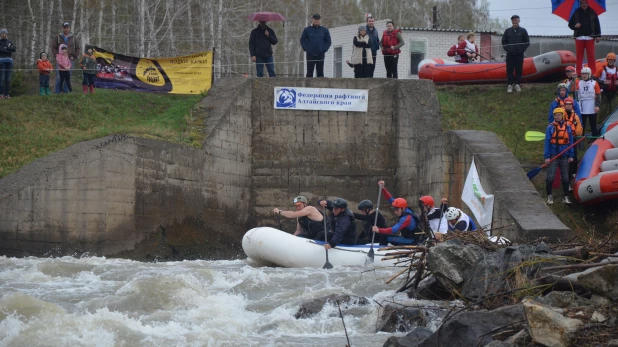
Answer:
535;291;590;309
382;327;433;347
504;329;534;346
523;299;584;347
377;305;426;333
294;294;368;319
485;342;514;347
576;264;618;301
417;304;525;347
406;274;452;300
426;240;486;286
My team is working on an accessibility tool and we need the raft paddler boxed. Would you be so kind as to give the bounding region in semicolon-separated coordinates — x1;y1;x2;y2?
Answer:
354;199;388;245
371;180;422;245
318;198;357;249
273;196;327;239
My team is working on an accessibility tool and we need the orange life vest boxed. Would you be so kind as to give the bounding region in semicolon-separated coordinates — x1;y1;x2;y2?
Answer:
550;121;570;145
564;110;583;136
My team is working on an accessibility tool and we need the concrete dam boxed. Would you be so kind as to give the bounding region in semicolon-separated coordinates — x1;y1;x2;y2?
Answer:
0;78;570;260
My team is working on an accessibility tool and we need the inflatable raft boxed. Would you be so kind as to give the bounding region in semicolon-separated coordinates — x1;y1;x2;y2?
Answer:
418;50;576;84
242;227;398;268
574;107;618;204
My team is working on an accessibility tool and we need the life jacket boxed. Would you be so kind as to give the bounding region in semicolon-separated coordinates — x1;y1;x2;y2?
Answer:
564;110;583;136
427;207;448;232
603;65;617;92
447;211;477;231
382;29;401;56
297;209;326;238
399;209;422;239
563;78;580;100
329;208;357;244
550;121;570;145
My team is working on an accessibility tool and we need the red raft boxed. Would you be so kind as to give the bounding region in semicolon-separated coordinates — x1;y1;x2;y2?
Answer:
418;50;576;84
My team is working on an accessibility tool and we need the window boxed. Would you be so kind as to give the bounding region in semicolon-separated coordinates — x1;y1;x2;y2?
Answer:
409;40;426;75
334;47;342;78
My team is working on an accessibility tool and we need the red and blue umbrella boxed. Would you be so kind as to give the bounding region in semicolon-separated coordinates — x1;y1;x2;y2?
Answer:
552;0;606;21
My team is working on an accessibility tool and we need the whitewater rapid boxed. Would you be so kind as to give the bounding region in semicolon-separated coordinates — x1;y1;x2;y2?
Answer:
0;256;417;346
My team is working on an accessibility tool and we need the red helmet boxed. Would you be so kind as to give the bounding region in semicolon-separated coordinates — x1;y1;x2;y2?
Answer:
565;66;576;73
391;198;408;208
607;52;616;61
419;196;435;208
564;97;574;105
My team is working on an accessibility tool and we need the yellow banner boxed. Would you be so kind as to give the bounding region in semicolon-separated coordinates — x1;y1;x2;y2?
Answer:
92;46;213;95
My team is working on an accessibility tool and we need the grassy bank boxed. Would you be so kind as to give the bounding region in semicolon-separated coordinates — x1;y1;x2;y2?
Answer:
0;89;203;178
437;83;618;235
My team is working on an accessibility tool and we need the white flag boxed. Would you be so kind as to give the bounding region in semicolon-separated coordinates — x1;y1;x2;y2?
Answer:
461;159;494;234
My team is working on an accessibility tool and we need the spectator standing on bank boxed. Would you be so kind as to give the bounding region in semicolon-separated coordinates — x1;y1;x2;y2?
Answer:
80;45;97;94
365;16;380;78
249;21;278;77
37;52;53;95
351;25;373;78
56;44;73;93
50;22;80;94
502;15;530;93
0;28;16;99
381;21;404;78
300;14;331;78
568;0;601;76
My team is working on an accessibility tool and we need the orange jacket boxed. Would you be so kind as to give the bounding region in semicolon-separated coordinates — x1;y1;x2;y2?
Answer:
37;59;53;75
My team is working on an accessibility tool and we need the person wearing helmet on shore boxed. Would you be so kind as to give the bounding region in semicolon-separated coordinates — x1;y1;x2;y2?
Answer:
545;108;574;205
371;180;422;245
563;66;581;103
273;195;328;239
444;207;477;232
549;82;582;123
353;199;388;245
317;198;357;249
578;66;601;137
418;195;449;241
594;52;617;113
563;98;583;190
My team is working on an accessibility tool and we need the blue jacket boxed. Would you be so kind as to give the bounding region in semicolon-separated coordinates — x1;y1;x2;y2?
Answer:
548;90;581;123
365;25;380;54
544;120;574;159
300;25;331;58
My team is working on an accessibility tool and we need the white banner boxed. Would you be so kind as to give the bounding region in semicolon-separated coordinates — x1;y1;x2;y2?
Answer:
461;159;494;233
274;87;368;112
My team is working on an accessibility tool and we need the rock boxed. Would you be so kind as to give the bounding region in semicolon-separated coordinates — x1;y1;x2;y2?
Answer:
504;329;533;346
590;311;607;323
608;339;618;347
485;342;514;347
535;291;590;308
523;298;584;347
426;240;486;286
534;242;551;253
417;304;525;347
407;274;451;300
294;294;368;319
377;305;426;332
577;264;618;301
382;327;434;347
590;294;612;307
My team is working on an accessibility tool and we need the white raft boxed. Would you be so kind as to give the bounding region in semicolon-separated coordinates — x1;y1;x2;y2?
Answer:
242;227;399;268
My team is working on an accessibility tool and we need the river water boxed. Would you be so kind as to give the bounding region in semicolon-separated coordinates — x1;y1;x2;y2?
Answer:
0;256;430;347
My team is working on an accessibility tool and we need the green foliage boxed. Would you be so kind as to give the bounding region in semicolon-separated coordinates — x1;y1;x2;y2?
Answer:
0;89;202;177
8;69;31;97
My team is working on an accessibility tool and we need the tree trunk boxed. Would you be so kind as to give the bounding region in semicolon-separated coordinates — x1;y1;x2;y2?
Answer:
27;0;38;67
72;0;78;34
198;0;207;47
58;0;64;25
45;0;55;57
111;1;116;51
39;0;46;53
167;0;177;56
138;0;146;56
214;0;223;78
187;0;194;51
97;0;104;47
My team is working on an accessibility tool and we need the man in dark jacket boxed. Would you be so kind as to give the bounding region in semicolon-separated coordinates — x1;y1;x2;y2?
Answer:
318;198;357;249
502;15;530;94
300;14;331;78
50;22;81;94
568;0;601;76
365;16;380;78
249;21;278;77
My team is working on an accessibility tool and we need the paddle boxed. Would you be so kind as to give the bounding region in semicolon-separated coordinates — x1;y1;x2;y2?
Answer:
323;205;333;270
525;130;603;142
365;183;383;265
527;136;588;180
275;212;283;230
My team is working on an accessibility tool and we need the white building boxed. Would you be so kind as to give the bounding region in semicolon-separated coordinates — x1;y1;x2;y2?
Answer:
321;19;495;79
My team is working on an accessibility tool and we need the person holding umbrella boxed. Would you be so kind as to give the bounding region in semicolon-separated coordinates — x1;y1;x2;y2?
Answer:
249;21;278;77
568;0;602;76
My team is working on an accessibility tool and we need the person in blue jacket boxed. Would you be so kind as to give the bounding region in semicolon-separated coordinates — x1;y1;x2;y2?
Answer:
371;180;422;245
548;83;582;123
318;198;357;249
365;16;380;78
544;108;574;205
300;14;331;78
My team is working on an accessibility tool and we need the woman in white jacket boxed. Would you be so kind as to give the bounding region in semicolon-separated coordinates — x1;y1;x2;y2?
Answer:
351;25;373;78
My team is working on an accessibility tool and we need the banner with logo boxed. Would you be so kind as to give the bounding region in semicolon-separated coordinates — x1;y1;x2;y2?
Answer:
91;46;213;94
461;159;494;232
274;87;368;112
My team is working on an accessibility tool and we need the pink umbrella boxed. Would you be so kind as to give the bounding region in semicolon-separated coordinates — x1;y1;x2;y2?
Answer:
247;12;286;22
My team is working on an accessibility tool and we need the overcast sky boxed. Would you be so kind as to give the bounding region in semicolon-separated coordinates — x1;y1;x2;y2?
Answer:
488;0;618;36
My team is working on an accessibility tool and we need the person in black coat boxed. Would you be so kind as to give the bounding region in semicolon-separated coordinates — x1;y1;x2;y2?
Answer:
300;14;331;78
249;21;278;77
568;0;601;76
0;28;16;99
501;15;530;94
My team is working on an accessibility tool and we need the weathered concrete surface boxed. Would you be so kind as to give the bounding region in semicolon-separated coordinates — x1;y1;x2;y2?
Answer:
0;77;570;259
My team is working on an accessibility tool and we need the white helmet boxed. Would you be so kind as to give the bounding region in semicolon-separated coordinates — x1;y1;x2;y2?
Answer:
445;207;460;221
581;67;592;75
557;82;568;90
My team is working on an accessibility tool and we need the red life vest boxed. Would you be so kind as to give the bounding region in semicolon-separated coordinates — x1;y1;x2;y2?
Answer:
604;65;617;92
550;122;570;145
382;30;401;56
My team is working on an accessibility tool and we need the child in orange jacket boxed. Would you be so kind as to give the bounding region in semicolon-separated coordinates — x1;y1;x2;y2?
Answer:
36;52;53;95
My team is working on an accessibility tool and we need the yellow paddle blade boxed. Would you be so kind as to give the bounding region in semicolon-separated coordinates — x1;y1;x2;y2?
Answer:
525;131;546;142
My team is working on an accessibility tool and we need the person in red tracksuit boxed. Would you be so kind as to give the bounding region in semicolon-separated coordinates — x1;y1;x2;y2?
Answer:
371;180;421;245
